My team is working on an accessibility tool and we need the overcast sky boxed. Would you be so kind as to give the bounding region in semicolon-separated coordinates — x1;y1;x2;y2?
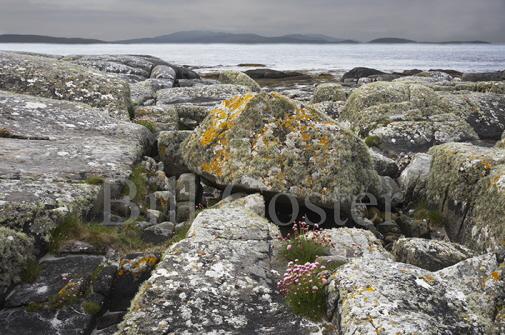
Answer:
1;0;504;43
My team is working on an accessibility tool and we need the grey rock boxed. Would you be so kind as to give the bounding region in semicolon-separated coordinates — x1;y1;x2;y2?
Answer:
96;311;126;330
109;253;160;311
0;304;97;335
462;71;505;82
0;51;132;120
58;240;104;255
310;101;345;120
177;78;221;87
175;201;193;223
310;83;346;103
216;193;266;218
129;80;155;106
325;258;486;334
396;214;431;239
93;265;117;298
392;237;478;271
150;65;176;82
176;173;202;202
369;148;399;177
437;252;505;334
145;209;166;224
64;54;154;78
133;106;179;132
141;222;175;244
181;91;380;212
397;153;432;208
318;227;392;265
117;201;317;334
157;130;192;177
426;143;505;252
219;70;261;92
145;78;174;91
341;67;386;81
156;84;251;107
5;255;102;307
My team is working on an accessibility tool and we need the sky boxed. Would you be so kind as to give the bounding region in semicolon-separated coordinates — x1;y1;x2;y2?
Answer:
1;0;504;43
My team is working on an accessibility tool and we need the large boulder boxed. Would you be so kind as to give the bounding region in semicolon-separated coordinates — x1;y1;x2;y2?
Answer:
117;195;319;334
397;153;432;207
0;51;132;120
339;82;479;153
325;258;486;334
181;91;380;210
426;142;505;252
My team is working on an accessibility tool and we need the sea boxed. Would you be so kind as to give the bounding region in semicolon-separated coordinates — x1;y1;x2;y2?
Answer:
1;43;504;74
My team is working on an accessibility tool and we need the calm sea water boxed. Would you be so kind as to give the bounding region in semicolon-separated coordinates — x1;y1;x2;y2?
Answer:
1;43;504;73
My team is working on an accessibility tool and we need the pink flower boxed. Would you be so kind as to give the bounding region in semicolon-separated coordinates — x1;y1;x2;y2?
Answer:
287;245;292;250
312;286;318;290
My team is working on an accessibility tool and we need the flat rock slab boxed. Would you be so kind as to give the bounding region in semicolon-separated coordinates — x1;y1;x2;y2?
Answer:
0;90;154;182
117;204;316;334
0;51;132;120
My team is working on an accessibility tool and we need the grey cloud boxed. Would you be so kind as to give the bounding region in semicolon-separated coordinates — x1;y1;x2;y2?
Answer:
0;0;504;42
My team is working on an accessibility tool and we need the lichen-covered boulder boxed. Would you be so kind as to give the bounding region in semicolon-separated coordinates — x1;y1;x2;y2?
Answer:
438;92;505;139
219;70;261;92
392;237;477;271
426;142;505;252
325;258;486;334
310;83;346;104
133;106;179;132
156;84;251;107
339;82;479;153
0;51;132;120
437;252;505;334
181;91;380;210
0;227;34;291
117;195;319;334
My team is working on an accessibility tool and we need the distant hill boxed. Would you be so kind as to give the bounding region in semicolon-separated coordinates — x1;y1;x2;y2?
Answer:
0;32;491;45
114;30;357;44
0;34;107;44
368;37;417;43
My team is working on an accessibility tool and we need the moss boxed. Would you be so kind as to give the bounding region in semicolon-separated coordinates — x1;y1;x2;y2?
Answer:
81;300;101;315
19;258;42;284
83;175;105;186
364;135;381;147
0;227;34;287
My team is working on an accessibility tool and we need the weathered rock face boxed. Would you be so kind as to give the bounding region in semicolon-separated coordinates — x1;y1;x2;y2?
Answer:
158;130;193;177
392;237;477;271
426;142;505;252
181;91;380;210
325;258;486;334
397;153;432;207
218;70;261;92
339;81;480;153
117;194;318;334
0;51;132;120
437;252;505;334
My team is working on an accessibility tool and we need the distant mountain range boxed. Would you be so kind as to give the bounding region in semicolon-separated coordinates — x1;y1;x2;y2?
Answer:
0;31;492;44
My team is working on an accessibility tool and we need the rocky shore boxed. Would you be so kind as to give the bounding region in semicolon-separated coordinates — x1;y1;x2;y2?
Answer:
1;50;505;334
